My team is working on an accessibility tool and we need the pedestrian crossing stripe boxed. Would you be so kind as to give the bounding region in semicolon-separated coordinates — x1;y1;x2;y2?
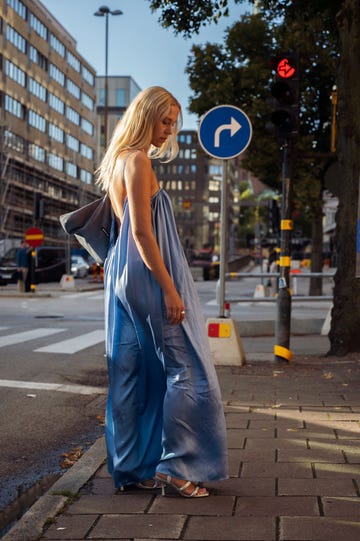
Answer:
0;328;105;354
0;328;66;348
0;379;107;395
35;329;105;354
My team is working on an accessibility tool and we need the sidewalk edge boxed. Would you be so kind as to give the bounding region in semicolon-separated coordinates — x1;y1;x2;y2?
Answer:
2;436;106;541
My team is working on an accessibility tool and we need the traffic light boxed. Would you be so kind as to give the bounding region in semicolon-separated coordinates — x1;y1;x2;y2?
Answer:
267;52;300;138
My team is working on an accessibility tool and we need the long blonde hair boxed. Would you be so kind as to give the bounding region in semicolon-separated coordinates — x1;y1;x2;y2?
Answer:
96;86;183;191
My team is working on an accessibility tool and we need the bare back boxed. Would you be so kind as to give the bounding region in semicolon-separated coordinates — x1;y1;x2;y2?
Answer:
108;150;159;227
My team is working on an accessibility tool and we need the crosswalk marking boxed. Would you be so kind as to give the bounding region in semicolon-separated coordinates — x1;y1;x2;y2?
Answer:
0;378;107;395
0;328;66;348
34;329;105;354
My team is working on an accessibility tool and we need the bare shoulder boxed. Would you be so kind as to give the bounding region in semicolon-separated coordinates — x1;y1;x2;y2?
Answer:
126;150;151;174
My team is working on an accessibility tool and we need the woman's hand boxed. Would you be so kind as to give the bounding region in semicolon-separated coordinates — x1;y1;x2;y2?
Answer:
164;288;185;325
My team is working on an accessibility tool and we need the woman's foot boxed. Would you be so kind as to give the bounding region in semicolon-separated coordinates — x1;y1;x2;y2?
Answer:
136;479;161;489
155;472;209;497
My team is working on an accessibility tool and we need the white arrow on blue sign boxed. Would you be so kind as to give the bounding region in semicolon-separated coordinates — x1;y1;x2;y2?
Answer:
198;105;252;159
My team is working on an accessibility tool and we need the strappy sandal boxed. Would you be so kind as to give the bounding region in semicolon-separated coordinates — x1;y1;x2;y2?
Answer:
155;473;209;498
136;479;161;490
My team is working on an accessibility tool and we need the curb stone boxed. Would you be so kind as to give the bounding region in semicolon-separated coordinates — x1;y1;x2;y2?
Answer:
2;437;106;541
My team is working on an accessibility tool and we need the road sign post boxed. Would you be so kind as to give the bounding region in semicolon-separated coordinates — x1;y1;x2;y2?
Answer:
198;105;252;317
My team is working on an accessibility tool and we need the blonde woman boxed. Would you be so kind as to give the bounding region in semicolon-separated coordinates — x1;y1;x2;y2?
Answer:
97;86;227;498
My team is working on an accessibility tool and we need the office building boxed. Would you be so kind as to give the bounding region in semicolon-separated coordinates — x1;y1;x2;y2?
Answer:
0;0;98;246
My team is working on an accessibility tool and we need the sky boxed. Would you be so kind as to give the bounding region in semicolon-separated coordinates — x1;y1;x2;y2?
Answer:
40;0;251;130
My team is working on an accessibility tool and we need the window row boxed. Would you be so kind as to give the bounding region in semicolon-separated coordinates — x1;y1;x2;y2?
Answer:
4;29;95;109
4;93;95;144
4;12;95;85
4;129;93;183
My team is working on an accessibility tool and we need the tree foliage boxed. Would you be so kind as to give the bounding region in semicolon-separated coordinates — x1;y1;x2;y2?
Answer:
148;0;360;355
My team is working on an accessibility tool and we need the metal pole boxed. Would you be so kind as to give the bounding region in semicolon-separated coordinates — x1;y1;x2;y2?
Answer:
218;160;228;317
274;140;293;362
104;12;109;150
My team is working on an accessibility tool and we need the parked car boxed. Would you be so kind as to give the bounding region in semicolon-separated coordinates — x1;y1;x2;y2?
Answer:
71;255;89;278
189;249;220;280
0;246;66;285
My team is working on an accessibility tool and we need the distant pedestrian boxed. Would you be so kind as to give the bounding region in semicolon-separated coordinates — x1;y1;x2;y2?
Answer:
15;240;29;292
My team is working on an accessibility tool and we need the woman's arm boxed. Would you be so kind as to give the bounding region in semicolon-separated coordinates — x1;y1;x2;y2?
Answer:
124;151;184;324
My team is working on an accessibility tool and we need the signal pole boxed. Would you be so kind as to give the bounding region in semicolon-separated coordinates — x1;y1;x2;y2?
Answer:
274;140;293;362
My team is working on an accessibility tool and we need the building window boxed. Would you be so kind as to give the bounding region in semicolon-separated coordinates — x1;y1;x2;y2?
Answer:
82;65;94;86
66;106;80;125
5;59;26;87
48;122;64;143
116;88;126;107
80;143;93;160
49;92;65;114
80;169;92;184
50;33;65;57
66;78;80;99
5;129;24;152
66;134;79;152
29;13;48;40
29;77;46;101
48;153;63;171
66;50;80;72
29;45;47;70
5;94;24;118
99;88;105;106
7;0;27;20
66;162;77;178
81;118;94;136
29;143;45;162
49;63;65;86
81;91;94;111
28;109;46;132
6;24;27;53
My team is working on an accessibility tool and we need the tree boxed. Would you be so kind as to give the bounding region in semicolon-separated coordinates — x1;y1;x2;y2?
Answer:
148;0;360;355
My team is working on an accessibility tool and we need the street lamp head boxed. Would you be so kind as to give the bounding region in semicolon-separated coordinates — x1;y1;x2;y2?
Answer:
94;6;123;16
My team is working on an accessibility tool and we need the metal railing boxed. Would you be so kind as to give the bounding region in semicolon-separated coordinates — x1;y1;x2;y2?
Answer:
217;270;335;303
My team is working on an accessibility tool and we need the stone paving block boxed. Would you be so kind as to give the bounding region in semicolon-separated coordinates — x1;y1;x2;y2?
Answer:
88;513;186;539
279;516;360;541
306;420;360;431
232;448;276;462
278;478;357;497
94;463;111;478
235;496;319;517
250;419;304;429
336;428;360;439
68;494;153;514
278;448;345;463
241;462;313;478
314;462;360;478
227;428;275;438
245;438;308;450
148;494;234;515
206;477;275;496
322;496;360;518
87;477;116;495
184;515;275;540
226;429;246;448
228;448;241;476
42;514;97;539
277;428;336;439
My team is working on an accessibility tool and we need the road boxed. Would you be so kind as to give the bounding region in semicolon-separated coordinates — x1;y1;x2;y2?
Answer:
0;273;333;525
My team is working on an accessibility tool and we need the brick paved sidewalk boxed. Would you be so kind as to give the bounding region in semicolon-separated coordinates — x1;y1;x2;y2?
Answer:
17;355;360;540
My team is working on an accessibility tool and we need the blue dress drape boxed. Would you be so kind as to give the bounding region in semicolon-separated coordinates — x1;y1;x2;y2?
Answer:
104;188;228;487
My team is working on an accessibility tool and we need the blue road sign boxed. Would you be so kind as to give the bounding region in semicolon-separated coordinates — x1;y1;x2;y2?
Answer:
198;105;252;159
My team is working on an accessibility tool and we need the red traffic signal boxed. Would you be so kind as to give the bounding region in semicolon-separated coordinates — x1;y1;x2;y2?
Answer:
267;52;300;138
276;57;296;79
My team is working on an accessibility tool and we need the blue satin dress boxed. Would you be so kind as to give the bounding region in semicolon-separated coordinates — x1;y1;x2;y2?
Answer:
104;188;228;487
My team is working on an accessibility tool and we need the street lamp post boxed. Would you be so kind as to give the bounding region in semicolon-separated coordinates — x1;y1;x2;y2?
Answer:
94;5;123;151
